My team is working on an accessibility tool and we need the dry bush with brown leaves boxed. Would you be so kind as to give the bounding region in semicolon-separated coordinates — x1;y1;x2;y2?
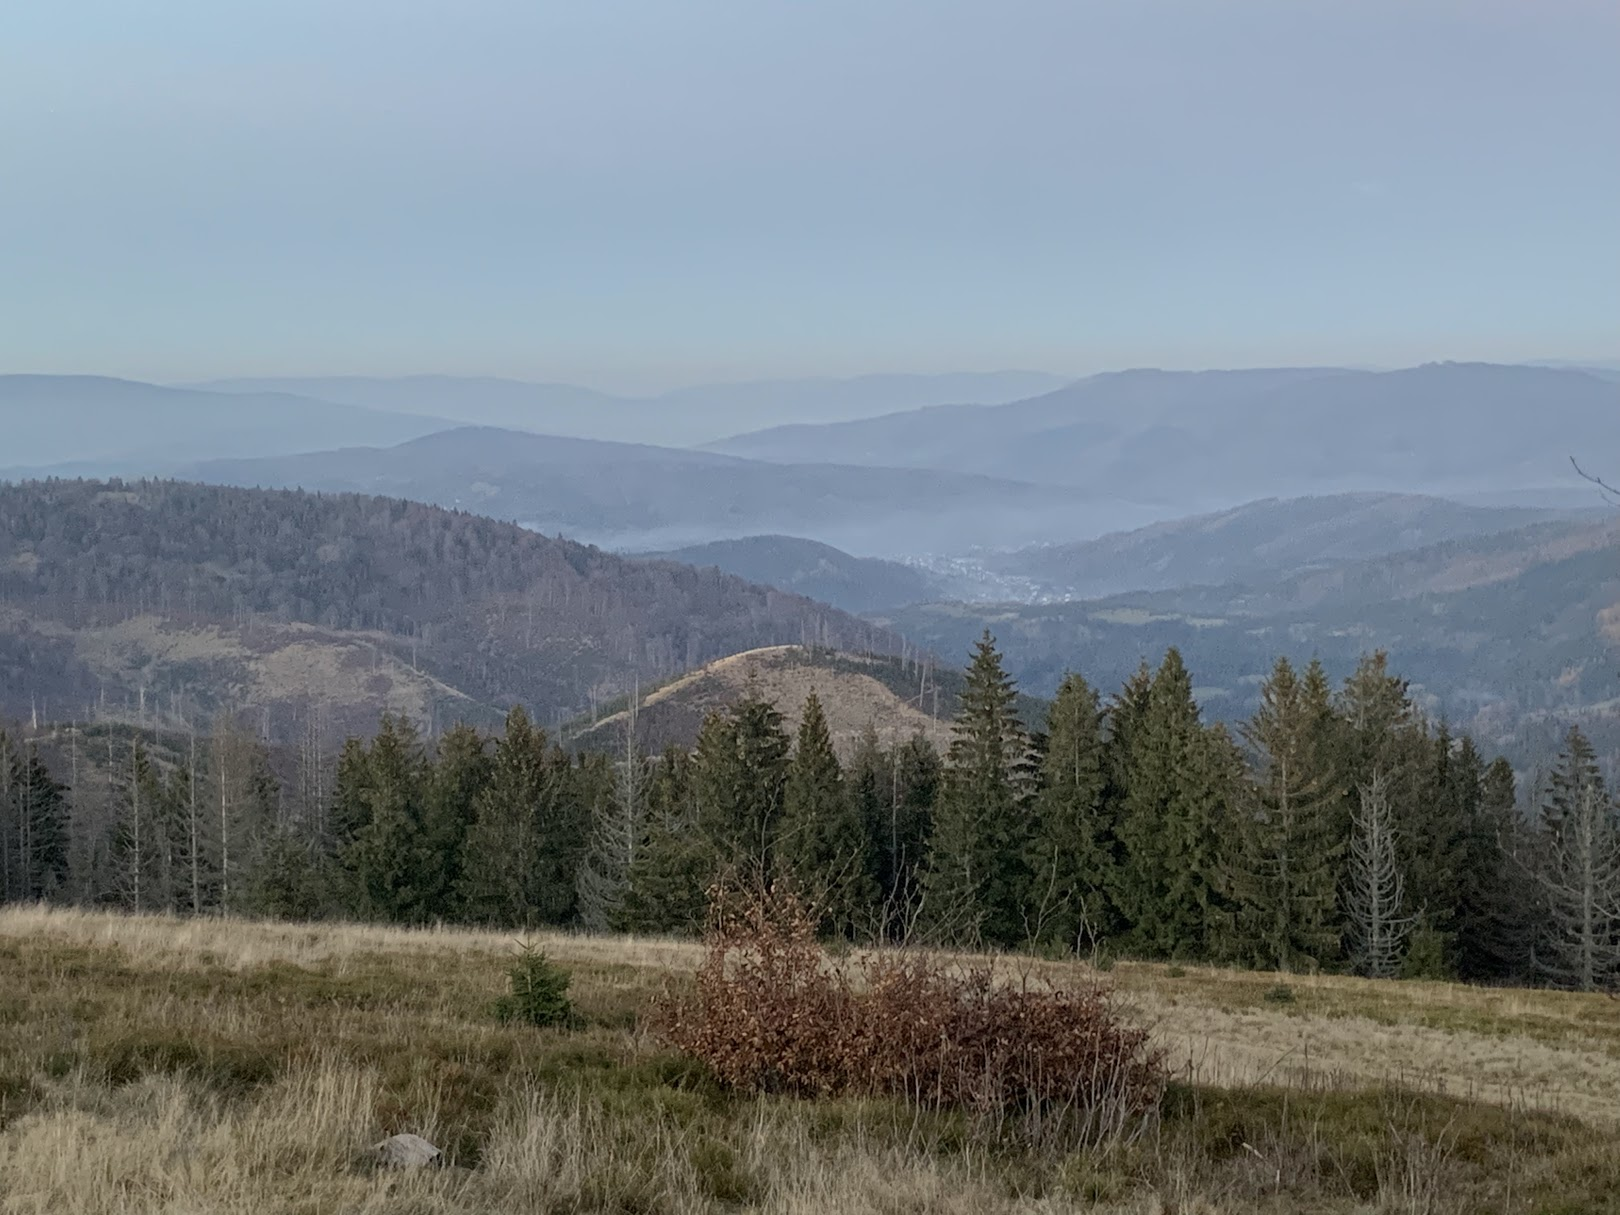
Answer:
656;885;1167;1143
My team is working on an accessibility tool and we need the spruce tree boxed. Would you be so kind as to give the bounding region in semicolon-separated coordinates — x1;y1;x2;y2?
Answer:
328;737;373;853
1;745;69;902
854;729;940;940
1115;649;1226;959
459;706;579;927
692;693;790;882
924;631;1031;946
577;703;650;934
621;746;711;933
1455;752;1535;983
1028;672;1114;951
889;732;940;928
775;692;876;935
1534;727;1620;991
418;723;491;921
1400;722;1471;978
114;738;167;914
1226;657;1343;972
1101;661;1154;930
343;714;430;922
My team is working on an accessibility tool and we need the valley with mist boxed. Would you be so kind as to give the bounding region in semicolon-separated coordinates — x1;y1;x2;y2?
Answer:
7;359;1617;764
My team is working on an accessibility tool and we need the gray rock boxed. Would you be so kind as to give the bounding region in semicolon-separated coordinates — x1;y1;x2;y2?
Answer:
372;1133;443;1170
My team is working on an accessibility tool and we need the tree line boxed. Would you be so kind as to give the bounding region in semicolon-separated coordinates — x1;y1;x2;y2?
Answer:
4;633;1618;990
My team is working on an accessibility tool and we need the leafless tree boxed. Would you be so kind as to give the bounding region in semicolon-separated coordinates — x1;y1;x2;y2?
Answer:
1534;771;1620;991
576;683;646;932
1345;770;1418;979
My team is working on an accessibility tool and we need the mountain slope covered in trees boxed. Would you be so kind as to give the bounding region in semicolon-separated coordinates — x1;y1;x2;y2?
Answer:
644;536;942;613
878;514;1620;763
990;493;1585;599
0;480;903;743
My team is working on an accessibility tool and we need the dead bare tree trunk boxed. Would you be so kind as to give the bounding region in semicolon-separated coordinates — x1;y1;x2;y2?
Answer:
1345;770;1416;978
1534;777;1620;991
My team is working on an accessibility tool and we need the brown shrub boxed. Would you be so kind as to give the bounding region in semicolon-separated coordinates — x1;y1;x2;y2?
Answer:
656;886;1166;1143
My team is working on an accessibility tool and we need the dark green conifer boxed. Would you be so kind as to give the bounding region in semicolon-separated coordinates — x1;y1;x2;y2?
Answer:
924;631;1032;946
1226;657;1344;971
418;723;491;921
343;714;429;922
1115;649;1228;959
775;692;876;936
459;707;581;926
1028;672;1114;951
693;693;791;882
1455;755;1538;983
621;746;710;933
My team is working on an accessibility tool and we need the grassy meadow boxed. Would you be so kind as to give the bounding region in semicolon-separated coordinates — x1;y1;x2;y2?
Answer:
0;906;1617;1213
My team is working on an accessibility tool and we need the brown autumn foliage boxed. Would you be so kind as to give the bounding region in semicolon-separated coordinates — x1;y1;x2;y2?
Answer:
656;885;1167;1141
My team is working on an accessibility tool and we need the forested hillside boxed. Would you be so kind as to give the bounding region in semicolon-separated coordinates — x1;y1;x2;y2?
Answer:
645;535;942;612
990;492;1582;599
880;514;1620;763
7;632;1608;996
0;480;901;742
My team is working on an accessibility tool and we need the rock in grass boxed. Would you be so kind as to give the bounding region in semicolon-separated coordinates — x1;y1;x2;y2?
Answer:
372;1133;443;1169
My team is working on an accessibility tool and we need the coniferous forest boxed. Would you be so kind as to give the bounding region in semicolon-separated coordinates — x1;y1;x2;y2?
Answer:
3;633;1617;992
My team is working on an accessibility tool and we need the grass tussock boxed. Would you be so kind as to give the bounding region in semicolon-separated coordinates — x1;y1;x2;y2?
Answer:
1;904;1618;1213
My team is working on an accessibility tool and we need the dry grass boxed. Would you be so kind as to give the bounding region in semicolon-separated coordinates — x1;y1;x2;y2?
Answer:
2;906;1617;1213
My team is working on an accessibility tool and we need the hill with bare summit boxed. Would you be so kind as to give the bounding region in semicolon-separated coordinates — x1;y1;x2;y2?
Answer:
570;646;958;758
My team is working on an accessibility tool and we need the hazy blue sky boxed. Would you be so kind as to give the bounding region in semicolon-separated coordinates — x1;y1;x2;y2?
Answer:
3;1;1616;390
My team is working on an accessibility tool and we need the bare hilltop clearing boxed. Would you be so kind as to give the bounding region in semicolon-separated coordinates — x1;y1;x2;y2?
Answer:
1;906;1617;1213
570;645;956;758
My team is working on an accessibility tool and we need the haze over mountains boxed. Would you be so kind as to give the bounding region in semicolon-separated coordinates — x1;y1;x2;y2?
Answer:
0;376;449;473
4;358;1618;760
184;371;1072;447
7;362;1614;560
185;427;1110;555
711;363;1620;512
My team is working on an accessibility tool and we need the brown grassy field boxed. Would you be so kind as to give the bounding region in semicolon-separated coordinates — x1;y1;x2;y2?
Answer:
1;906;1616;1213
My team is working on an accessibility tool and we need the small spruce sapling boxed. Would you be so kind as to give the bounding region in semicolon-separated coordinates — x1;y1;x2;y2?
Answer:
492;942;576;1028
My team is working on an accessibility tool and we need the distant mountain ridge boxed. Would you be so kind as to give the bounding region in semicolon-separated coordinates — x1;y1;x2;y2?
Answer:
184;370;1074;447
0;375;450;472
709;362;1620;511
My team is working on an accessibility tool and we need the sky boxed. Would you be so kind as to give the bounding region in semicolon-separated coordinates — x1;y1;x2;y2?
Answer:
2;0;1617;392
